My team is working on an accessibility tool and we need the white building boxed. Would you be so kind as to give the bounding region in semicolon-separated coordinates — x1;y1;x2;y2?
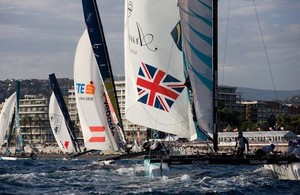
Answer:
218;131;297;146
19;95;53;144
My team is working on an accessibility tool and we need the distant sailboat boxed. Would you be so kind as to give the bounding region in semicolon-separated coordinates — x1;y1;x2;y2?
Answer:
48;73;81;155
0;81;34;160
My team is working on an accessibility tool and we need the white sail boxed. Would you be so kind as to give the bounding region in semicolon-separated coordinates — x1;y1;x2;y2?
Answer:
0;92;16;147
124;0;193;138
74;30;120;151
179;0;214;135
49;93;76;153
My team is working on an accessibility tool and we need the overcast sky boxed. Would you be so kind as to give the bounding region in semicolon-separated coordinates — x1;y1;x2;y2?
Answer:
0;0;299;90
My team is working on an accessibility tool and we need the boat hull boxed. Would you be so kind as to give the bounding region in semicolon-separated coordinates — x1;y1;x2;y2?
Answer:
265;163;300;180
0;156;32;161
144;159;170;177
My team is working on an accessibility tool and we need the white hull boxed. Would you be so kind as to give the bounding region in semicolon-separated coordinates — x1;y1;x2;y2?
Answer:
0;156;31;161
264;163;300;180
144;159;170;177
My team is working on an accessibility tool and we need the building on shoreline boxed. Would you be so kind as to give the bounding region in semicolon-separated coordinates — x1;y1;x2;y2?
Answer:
0;77;299;148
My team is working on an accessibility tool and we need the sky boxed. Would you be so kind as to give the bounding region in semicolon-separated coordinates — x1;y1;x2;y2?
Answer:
0;0;299;90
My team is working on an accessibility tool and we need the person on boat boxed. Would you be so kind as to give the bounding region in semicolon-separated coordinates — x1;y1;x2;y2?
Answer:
287;140;296;154
142;141;151;152
235;132;249;157
289;140;300;158
255;144;281;157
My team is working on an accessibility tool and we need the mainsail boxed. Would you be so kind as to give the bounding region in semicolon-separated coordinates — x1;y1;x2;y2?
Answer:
49;93;78;153
0;92;16;147
74;30;120;151
124;0;193;138
178;1;214;138
81;0;123;129
49;73;80;154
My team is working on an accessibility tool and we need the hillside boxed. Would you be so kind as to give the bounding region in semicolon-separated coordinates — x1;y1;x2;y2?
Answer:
237;87;300;101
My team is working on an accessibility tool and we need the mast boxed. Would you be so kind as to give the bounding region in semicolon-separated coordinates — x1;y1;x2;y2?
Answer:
15;80;24;153
49;73;81;153
213;0;219;153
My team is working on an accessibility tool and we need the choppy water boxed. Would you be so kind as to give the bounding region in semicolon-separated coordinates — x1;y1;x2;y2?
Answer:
0;158;299;194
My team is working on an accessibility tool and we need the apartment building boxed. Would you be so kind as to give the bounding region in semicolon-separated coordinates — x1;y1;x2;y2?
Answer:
19;95;53;145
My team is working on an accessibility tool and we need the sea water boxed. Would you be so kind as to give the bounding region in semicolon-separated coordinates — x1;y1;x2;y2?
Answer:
0;159;299;194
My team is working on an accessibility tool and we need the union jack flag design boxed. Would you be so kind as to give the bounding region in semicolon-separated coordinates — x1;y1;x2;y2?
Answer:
136;62;185;112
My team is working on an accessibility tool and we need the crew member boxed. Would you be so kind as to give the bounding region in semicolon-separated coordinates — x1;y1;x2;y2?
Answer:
255;144;281;157
235;132;249;157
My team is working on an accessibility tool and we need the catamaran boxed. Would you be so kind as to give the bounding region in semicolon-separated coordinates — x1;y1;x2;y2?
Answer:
0;81;36;160
124;0;300;179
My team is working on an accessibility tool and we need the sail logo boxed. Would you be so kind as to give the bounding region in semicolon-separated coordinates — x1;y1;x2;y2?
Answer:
171;21;182;51
88;126;106;143
128;22;157;52
76;81;95;101
49;114;62;134
136;62;185;112
60;141;69;149
104;98;116;136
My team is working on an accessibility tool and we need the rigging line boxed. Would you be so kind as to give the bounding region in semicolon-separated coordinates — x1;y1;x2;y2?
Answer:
253;0;278;101
221;0;231;85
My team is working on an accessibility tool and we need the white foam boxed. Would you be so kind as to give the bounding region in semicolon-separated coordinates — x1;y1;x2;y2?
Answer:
181;174;191;182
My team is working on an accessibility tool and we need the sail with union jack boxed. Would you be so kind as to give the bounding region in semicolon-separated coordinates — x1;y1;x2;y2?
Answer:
136;62;185;112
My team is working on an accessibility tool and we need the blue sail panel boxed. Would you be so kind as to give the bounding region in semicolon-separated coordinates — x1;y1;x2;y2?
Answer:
179;0;214;137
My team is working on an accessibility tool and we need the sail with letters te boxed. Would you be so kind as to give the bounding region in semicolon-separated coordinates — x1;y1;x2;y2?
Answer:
74;29;121;151
48;73;80;154
124;0;197;139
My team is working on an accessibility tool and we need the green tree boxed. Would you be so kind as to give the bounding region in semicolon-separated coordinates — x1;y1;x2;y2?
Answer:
276;113;290;130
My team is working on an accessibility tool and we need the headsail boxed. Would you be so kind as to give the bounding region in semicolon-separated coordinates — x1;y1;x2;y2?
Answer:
124;0;193;138
0;92;16;147
74;30;120;151
178;0;214;139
